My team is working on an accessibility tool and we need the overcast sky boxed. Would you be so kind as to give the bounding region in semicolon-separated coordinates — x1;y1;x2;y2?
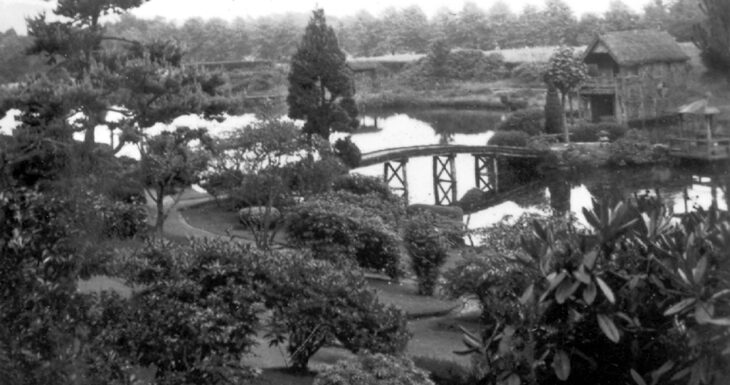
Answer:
2;0;653;34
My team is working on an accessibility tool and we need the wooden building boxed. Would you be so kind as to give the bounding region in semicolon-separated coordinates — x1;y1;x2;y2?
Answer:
578;30;691;124
669;99;730;161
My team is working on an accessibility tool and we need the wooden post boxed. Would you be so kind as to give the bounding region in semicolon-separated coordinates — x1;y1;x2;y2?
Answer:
384;159;409;204
475;155;494;192
433;154;457;205
493;157;499;193
449;154;457;204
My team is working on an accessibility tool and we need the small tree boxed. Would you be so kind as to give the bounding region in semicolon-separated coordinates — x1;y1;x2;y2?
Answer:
204;117;339;249
544;46;587;142
287;9;359;140
140;127;212;235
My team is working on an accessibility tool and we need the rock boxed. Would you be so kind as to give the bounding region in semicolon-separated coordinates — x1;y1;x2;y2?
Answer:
238;206;282;229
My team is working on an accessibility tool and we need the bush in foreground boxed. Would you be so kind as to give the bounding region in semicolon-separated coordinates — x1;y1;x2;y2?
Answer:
314;354;434;385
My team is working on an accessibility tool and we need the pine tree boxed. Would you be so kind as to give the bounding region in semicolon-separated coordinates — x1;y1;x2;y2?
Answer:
287;9;358;140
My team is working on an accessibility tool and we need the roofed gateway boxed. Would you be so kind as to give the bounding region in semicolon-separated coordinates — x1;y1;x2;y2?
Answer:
578;29;691;125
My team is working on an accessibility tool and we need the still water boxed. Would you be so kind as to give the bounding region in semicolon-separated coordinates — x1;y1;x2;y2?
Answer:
346;110;728;230
2;108;727;230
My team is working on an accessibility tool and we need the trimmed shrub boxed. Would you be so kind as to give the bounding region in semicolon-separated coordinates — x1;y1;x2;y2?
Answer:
314;354;434;385
261;253;410;370
498;108;544;136
454;188;488;213
97;198;148;239
607;129;667;166
412;357;476;385
404;212;450;295
488;130;530;147
570;122;628;142
333;173;395;201
510;62;547;84
544;85;563;135
287;196;403;278
334;136;362;168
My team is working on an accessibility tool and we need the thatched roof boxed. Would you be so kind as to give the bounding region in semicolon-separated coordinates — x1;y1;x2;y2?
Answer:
583;30;689;67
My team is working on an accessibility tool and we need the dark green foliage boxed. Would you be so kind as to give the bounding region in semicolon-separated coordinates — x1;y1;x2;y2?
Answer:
261;252;410;370
570;122;628;142
407;50;507;83
333;136;362;168
544;85;563;135
404;212;450;295
488;130;530;147
454;188;488;213
454;200;730;385
497;108;544;136
412;357;476;385
96;240;262;384
287;195;403;278
287;9;359;140
510;62;547;84
333;173;396;202
426;38;452;78
607;129;667;166
314;354;433;385
94;195;147;238
693;0;730;75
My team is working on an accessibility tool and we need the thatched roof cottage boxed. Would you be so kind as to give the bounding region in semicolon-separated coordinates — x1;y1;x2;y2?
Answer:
578;30;691;124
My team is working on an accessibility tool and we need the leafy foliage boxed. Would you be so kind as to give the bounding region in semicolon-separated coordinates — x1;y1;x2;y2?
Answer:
497;108;545;136
455;199;730;385
287;9;359;140
544;85;563;136
693;0;730;76
314;353;434;385
333;173;397;202
570;122;628;142
404;212;450;295
260;252;410;370
607;129;668;166
287;193;404;278
488;130;530;147
333;136;362;168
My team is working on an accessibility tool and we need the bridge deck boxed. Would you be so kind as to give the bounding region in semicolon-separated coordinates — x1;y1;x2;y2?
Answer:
358;144;544;167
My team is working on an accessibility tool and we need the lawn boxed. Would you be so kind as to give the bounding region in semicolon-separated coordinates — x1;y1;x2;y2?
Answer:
180;200;289;244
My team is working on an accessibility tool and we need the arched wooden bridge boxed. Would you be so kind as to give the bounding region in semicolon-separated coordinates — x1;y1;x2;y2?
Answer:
357;145;546;206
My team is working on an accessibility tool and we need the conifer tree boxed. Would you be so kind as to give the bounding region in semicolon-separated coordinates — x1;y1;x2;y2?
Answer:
287;9;358;140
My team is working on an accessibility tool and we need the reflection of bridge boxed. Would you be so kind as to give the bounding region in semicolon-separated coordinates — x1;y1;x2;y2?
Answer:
357;145;545;206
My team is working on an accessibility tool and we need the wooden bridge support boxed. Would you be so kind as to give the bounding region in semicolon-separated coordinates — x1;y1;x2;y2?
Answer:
383;159;408;204
474;155;499;193
433;154;457;205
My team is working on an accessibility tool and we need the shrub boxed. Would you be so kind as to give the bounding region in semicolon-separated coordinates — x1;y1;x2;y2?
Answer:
570;122;628;142
412;357;476;385
498;108;544;136
262;253;410;370
510;62;547;84
455;200;730;385
333;173;396;201
314;353;434;385
455;188;487;212
488;130;530;147
325;190;405;226
334;136;362;168
544;85;563;135
95;196;148;239
287;196;403;278
607;129;667;166
98;240;262;384
404;212;450;295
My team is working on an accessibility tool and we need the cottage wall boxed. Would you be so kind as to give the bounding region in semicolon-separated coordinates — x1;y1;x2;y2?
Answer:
614;61;690;124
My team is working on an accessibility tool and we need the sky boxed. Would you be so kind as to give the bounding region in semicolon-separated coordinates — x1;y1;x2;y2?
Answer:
2;0;653;34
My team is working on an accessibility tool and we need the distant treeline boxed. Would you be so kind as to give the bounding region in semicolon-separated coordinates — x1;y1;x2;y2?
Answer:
0;0;703;83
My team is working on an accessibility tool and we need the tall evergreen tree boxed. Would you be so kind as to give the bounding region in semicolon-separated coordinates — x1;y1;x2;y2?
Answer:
287;9;358;140
694;0;730;77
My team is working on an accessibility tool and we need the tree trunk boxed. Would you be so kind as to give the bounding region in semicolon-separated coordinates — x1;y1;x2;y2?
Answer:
155;187;166;237
561;93;569;143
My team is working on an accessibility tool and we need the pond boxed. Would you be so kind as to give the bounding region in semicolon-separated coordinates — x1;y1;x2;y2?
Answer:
2;107;727;231
346;110;729;231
